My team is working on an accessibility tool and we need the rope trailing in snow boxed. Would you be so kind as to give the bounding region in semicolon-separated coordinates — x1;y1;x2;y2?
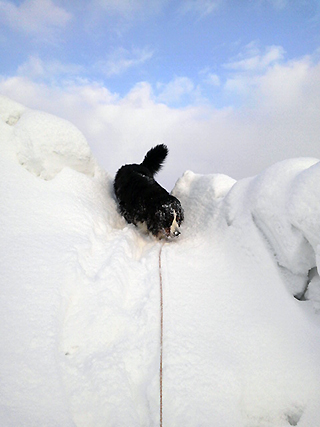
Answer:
159;242;164;427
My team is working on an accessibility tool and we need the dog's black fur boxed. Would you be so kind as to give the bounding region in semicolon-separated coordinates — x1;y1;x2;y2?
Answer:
114;144;184;238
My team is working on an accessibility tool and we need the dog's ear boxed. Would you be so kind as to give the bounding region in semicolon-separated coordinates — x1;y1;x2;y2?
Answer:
153;209;164;225
147;211;161;236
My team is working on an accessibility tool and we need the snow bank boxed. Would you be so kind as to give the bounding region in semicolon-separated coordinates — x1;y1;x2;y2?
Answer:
1;95;320;427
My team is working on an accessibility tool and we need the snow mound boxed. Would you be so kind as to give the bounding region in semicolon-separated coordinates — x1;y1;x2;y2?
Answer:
217;158;320;297
0;95;98;180
1;95;320;427
173;170;236;236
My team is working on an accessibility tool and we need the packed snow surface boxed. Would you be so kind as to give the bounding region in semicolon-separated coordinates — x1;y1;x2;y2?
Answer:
1;95;320;426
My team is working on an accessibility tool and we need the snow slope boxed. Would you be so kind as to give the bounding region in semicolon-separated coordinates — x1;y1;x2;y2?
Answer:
1;95;320;427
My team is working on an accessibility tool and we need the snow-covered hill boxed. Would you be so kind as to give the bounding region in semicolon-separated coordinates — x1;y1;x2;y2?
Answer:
1;95;320;427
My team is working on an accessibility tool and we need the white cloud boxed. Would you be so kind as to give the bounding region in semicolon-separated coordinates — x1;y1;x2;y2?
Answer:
156;77;196;104
0;0;72;36
224;43;285;96
225;42;285;72
97;47;154;77
256;55;320;111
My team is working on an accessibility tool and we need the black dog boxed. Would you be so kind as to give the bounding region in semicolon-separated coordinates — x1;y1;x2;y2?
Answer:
114;144;184;239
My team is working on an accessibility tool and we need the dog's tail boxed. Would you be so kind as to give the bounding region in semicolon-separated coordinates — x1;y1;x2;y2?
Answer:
141;144;168;176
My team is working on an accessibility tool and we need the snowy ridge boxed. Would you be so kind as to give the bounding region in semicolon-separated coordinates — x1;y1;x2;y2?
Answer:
1;95;320;426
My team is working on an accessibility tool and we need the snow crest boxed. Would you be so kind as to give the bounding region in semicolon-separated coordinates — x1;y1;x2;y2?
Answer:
1;95;320;426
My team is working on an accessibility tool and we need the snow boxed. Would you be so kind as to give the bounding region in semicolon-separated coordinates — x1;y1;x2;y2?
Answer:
1;94;320;426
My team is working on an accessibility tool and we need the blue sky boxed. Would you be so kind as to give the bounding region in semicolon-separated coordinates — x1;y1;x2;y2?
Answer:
1;0;320;188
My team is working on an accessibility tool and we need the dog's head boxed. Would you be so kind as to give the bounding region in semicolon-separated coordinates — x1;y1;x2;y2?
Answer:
153;197;184;239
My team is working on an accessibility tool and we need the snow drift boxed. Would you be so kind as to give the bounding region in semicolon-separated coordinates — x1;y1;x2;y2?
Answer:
1;94;320;427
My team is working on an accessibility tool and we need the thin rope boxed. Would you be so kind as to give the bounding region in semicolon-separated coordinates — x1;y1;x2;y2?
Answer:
159;242;164;427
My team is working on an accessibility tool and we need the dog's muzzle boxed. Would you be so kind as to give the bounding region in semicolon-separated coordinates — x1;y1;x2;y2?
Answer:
169;219;181;238
161;224;181;239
